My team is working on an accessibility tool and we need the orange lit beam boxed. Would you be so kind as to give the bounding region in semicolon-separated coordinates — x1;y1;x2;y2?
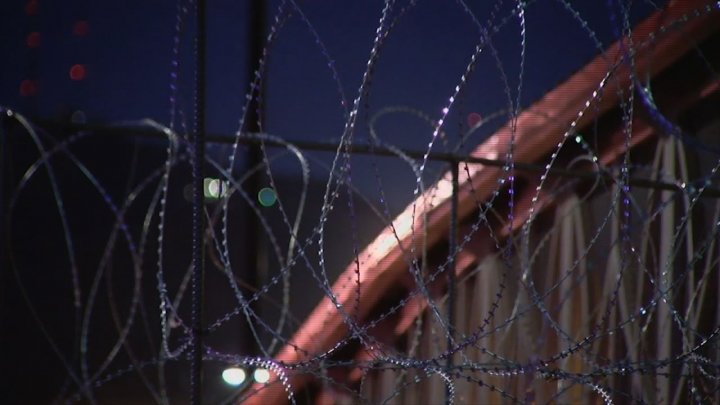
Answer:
246;2;719;403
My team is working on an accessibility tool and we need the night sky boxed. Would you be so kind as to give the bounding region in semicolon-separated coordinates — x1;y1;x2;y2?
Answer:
0;0;665;218
0;1;661;138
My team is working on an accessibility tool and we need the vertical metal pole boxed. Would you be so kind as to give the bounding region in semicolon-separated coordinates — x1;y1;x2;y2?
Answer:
446;161;459;404
244;0;266;358
191;0;206;403
0;114;6;318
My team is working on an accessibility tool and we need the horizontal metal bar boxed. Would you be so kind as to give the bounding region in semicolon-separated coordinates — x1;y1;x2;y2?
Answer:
27;120;720;198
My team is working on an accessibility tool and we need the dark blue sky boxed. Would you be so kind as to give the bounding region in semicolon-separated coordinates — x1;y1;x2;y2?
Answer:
0;1;666;277
1;0;662;142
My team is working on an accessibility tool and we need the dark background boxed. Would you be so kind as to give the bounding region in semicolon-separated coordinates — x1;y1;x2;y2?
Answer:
0;0;665;403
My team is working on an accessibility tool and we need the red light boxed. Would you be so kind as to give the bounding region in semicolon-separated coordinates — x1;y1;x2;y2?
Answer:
25;0;39;15
467;112;483;128
19;80;38;97
69;64;86;81
73;21;89;37
26;31;41;48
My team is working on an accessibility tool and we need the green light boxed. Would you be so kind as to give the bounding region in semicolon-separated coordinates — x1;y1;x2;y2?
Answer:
575;135;583;144
258;187;277;207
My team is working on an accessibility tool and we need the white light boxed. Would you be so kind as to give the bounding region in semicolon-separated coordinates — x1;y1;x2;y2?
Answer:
435;178;453;199
208;179;220;197
253;368;271;384
222;367;247;386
